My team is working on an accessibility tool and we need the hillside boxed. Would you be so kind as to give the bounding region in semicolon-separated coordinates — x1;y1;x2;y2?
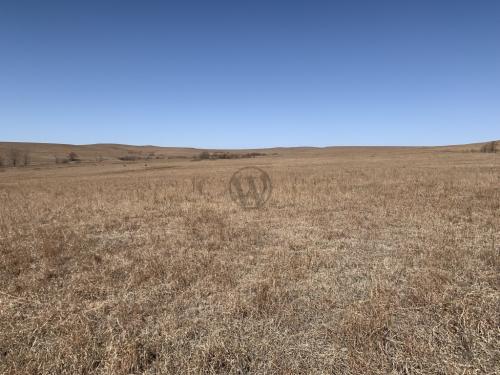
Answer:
0;140;497;166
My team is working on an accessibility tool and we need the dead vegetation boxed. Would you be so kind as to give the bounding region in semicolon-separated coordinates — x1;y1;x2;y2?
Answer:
481;141;498;153
0;148;498;374
0;148;31;167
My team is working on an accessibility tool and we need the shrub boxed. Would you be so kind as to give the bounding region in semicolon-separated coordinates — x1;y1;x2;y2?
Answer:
55;156;70;164
22;151;31;166
199;151;210;160
118;155;142;161
8;148;21;167
68;152;81;162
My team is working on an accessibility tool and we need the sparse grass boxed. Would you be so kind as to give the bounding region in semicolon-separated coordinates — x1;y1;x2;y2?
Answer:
0;148;499;374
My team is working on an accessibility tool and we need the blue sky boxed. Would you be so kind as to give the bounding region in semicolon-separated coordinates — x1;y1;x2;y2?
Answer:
1;0;499;148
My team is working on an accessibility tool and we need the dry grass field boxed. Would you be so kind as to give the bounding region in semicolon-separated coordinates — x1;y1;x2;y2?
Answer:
0;145;499;374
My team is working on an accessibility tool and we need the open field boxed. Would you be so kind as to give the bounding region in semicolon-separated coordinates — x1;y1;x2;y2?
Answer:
0;146;499;374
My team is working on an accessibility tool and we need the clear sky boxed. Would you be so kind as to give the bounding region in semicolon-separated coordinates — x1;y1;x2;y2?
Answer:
1;0;499;148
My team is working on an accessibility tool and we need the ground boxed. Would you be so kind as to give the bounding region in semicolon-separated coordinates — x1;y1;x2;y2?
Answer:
0;147;499;374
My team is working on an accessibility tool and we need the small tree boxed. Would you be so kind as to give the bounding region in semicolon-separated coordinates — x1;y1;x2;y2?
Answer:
22;151;31;166
68;152;80;162
8;148;21;167
480;141;497;153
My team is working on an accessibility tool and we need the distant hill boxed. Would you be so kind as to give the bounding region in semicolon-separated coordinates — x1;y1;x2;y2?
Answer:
0;140;497;166
0;143;202;165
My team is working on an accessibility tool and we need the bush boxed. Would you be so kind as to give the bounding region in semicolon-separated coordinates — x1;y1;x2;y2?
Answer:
199;151;210;160
68;152;81;162
22;151;31;166
8;149;21;167
55;156;70;164
118;155;142;161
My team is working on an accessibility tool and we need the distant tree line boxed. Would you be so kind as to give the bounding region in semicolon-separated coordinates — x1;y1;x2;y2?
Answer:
480;141;497;153
196;151;266;160
118;152;165;161
0;148;31;167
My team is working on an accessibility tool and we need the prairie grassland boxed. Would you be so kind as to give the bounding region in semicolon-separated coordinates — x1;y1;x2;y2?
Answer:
0;148;499;374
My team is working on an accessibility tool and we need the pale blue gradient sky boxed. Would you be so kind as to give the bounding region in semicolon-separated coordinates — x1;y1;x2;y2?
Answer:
1;0;499;148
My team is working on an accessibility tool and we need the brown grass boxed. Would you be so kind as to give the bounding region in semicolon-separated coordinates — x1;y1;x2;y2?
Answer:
0;147;499;374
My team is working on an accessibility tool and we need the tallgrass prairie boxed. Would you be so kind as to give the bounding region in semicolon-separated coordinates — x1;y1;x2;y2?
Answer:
0;147;499;374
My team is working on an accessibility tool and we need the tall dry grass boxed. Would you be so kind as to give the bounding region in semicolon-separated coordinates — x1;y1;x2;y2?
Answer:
0;149;499;374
